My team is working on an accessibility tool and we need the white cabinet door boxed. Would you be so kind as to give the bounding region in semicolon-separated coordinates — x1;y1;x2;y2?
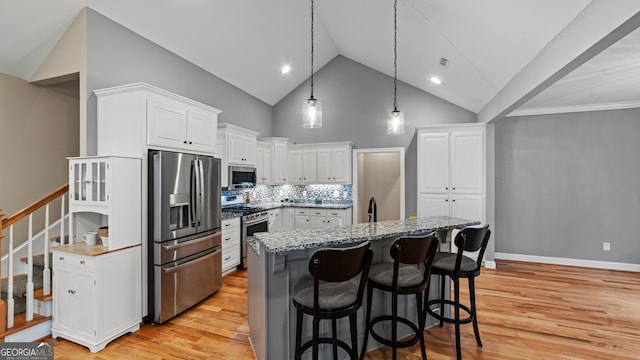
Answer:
451;194;484;223
418;194;451;218
273;142;288;184
53;266;74;333
309;209;327;229
316;148;332;183
268;209;282;232
418;132;450;194
187;111;217;153
451;131;483;194
331;146;351;183
228;132;245;164
302;149;317;183
256;143;272;185
74;271;97;338
295;215;310;230
147;100;188;150
243;137;257;165
326;209;346;228
282;208;295;231
288;149;303;184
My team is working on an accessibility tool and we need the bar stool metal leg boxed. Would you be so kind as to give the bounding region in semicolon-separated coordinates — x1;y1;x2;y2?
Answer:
295;310;303;360
359;285;374;360
470;277;482;347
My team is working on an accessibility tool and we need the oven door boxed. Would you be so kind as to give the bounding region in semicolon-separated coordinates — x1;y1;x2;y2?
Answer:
241;217;268;269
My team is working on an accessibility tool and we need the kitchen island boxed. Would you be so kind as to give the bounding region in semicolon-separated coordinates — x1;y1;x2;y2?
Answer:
247;216;479;360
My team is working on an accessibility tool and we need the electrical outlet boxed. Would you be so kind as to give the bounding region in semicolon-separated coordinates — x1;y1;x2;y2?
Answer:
603;242;611;251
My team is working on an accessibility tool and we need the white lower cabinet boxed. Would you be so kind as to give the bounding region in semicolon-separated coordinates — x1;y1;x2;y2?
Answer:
268;209;282;232
281;208;295;231
294;208;352;230
52;246;141;353
222;217;241;273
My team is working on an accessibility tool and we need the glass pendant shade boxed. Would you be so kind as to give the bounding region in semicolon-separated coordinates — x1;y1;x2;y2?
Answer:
303;98;322;128
387;110;404;135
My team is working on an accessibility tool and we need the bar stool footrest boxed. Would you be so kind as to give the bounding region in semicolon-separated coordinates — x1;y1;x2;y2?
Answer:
299;337;354;357
427;299;474;324
368;315;422;348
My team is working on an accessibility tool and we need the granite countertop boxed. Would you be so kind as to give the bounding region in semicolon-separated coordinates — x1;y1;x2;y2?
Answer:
250;216;480;255
222;202;353;220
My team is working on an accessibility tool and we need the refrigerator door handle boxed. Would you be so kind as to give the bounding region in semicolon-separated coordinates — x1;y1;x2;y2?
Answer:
190;160;197;227
198;159;205;227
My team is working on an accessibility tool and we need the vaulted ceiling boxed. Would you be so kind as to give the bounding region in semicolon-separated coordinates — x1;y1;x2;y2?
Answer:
2;0;639;121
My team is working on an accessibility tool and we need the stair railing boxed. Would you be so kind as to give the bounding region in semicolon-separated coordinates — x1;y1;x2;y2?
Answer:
0;184;68;330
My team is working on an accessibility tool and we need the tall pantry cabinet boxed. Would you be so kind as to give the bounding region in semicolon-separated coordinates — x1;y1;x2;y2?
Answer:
417;124;486;224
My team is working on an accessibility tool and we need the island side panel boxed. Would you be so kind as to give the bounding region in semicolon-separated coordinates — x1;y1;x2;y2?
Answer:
247;244;267;360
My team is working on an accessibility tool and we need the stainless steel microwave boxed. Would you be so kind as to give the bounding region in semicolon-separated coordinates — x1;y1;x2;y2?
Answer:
228;166;256;189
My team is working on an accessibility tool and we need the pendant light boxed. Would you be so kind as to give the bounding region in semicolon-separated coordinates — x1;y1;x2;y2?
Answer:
303;0;322;128
387;0;404;135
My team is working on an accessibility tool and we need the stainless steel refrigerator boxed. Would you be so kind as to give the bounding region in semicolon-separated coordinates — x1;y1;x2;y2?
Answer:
148;150;222;324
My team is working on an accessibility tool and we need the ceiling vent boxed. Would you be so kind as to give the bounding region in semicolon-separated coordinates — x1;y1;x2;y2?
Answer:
439;57;449;68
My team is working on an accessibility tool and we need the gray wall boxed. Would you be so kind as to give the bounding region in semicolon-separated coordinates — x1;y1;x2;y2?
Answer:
495;109;640;264
85;9;272;155
273;56;476;216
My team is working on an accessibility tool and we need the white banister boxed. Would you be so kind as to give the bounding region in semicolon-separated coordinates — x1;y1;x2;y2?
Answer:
43;204;51;296
7;225;15;328
26;215;34;321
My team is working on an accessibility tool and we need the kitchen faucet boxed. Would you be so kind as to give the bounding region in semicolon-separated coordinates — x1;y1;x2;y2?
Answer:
368;196;377;223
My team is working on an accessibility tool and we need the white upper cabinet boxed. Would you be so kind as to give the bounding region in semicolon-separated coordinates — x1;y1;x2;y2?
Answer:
147;100;218;154
316;144;352;184
256;141;272;185
259;137;291;185
290;143;353;185
219;123;258;166
417;124;485;224
95;83;221;157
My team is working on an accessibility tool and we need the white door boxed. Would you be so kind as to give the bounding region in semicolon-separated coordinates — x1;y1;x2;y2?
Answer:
256;146;265;185
451;194;484;223
243;137;257;165
228;132;245;164
187;111;217;153
418;133;450;193
316;148;332;183
53;266;74;332
418;194;451;217
288;149;303;184
331;147;350;183
302;149;317;183
74;271;97;339
273;142;288;184
147;100;188;149
451;131;483;194
295;215;310;230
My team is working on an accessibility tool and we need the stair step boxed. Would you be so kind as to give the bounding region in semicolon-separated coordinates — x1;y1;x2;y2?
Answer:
19;253;53;268
34;288;52;302
0;313;51;341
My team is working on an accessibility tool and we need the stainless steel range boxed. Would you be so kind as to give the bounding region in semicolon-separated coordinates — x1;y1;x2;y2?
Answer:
221;195;269;269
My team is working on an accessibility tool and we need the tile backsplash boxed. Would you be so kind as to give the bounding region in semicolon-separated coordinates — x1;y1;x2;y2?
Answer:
222;184;352;204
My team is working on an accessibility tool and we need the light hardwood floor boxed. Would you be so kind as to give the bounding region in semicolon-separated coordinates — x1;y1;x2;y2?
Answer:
44;260;640;359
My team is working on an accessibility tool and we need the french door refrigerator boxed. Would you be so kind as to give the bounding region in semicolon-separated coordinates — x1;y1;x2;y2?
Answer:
148;150;222;323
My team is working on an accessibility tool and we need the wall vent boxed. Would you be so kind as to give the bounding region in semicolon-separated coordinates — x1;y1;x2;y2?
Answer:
439;57;449;68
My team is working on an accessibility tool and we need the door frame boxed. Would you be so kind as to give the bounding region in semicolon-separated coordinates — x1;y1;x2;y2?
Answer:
352;147;405;223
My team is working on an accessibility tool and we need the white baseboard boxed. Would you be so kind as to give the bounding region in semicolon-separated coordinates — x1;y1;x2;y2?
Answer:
494;253;640;272
483;260;496;269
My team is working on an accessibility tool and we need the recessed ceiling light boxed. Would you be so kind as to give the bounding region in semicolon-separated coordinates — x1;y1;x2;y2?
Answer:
281;65;291;74
430;76;442;85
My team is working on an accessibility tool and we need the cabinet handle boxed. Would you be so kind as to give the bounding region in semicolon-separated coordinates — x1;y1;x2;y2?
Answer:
224;256;231;261
80;260;85;264
189;141;193;144
445;199;449;202
59;257;64;261
453;187;456;190
184;141;187;144
445;187;448;190
452;199;456;202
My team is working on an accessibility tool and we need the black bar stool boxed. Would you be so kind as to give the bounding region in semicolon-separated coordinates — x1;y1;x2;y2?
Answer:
426;225;491;360
293;241;373;360
359;233;439;360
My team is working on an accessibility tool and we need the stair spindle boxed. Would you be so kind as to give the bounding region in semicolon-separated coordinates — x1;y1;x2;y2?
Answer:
26;215;34;321
7;225;15;328
43;205;51;296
